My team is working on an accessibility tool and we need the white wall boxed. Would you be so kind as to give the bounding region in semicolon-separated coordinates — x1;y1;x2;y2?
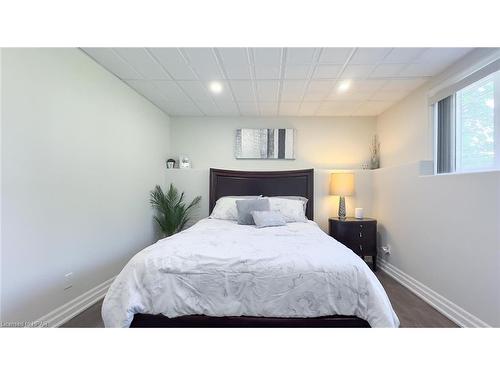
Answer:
166;116;377;231
375;49;500;327
169;116;376;170
1;48;171;322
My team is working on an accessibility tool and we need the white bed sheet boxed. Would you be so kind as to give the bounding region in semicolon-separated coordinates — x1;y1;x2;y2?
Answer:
102;218;399;327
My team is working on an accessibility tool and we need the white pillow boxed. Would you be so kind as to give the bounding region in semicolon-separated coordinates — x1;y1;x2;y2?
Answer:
210;196;261;220
269;196;308;214
268;197;308;223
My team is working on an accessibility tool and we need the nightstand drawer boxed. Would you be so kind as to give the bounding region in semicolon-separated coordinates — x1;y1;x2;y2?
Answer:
328;217;378;271
342;238;376;256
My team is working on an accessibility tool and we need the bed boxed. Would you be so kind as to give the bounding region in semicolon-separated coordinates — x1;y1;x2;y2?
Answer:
101;169;399;328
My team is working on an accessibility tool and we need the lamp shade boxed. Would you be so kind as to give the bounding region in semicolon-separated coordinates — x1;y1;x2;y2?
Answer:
330;173;355;196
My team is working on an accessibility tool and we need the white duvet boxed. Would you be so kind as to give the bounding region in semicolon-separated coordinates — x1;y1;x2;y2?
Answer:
102;219;399;328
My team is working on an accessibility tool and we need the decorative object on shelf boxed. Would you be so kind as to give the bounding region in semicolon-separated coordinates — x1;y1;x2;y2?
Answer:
150;184;201;237
361;162;370;170
369;134;380;169
179;155;191;169
166;158;176;169
235;128;295;159
330;173;355;220
355;207;364;219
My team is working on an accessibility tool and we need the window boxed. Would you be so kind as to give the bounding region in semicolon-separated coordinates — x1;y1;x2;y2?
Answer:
434;63;500;174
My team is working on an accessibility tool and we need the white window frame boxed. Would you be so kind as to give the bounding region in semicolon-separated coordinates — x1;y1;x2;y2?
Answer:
454;86;463;172
432;61;500;175
495;73;500;169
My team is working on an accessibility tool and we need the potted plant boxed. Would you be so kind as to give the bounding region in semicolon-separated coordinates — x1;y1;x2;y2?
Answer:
150;184;201;237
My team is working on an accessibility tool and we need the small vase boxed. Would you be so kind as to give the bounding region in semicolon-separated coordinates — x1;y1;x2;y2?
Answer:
370;156;379;170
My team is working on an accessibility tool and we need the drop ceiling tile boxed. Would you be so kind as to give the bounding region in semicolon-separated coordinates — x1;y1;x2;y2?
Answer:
316;100;363;116
351;79;388;92
253;48;282;65
256;80;279;101
415;48;472;64
316;102;346;116
303;80;335;101
229;80;255;101
253;48;283;79
312;65;342;79
399;48;472;77
238;102;260;116
381;78;427;91
298;102;321;116
382;48;427;63
350;48;392;64
352;105;379;116
113;48;170;79
281;80;307;101
319;48;353;64
259;102;279;116
154;100;176;114
83;48;142;79
398;62;446;77
181;48;224;80
148;48;198;80
328;89;373;101
286;48;317;64
87;48;473;118
354;100;394;116
255;64;281;79
181;47;214;62
341;100;370;110
125;80;167;103
216;101;240;116
370;64;406;78
176;81;212;101
279;102;301;116
190;63;224;81
210;81;235;102
341;64;376;79
196;101;221;116
370;90;409;101
154;80;191;101
284;65;312;79
166;102;204;116
217;48;249;65
224;65;252;79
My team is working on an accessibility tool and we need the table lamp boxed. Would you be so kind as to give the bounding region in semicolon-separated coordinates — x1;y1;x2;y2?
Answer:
330;173;354;220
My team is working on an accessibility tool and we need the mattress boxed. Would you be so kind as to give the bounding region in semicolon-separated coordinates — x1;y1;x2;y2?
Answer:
102;218;399;327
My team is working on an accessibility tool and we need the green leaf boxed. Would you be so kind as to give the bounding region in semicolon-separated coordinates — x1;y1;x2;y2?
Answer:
150;184;201;237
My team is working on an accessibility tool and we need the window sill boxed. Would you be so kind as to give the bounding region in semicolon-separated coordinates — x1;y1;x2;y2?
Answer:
422;168;500;178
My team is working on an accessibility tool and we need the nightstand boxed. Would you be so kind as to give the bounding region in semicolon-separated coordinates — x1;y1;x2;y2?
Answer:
328;217;377;271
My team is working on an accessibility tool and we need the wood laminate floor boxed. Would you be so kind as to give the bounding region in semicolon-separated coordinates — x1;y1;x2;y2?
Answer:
61;270;458;328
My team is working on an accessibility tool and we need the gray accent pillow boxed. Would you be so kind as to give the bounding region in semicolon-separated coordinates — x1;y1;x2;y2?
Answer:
251;211;286;228
236;198;270;225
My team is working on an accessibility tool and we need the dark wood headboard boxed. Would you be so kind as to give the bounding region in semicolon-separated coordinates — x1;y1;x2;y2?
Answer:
209;169;314;220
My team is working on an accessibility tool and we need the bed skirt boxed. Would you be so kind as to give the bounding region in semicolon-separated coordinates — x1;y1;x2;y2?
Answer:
130;314;370;328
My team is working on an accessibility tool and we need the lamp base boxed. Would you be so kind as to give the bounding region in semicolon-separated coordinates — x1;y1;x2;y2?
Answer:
338;196;346;220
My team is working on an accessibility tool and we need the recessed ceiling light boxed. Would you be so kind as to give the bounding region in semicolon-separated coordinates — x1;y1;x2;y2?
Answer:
209;81;223;94
338;80;351;92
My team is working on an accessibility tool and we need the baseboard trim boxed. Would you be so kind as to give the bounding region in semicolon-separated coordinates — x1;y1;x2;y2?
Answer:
37;276;115;327
378;258;490;328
